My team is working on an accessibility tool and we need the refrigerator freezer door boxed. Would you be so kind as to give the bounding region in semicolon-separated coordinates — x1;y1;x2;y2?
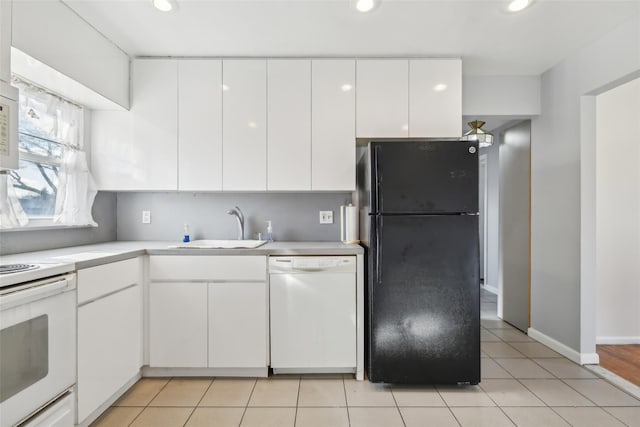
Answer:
372;140;478;214
368;214;480;384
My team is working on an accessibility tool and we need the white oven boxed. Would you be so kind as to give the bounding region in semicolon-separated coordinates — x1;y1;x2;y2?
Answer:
0;272;76;427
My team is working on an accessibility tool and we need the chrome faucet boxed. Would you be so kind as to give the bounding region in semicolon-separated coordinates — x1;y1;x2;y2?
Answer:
226;206;245;240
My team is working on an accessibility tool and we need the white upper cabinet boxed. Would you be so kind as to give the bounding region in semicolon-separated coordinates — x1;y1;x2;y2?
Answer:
131;59;178;190
178;59;223;191
356;60;409;138
409;59;462;137
312;60;356;191
267;60;311;191
222;60;267;191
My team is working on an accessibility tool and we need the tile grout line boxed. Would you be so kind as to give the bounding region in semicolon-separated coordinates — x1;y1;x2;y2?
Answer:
126;376;174;427
181;377;216;426
388;385;407;427
341;376;351;427
238;378;258;427
293;377;301;426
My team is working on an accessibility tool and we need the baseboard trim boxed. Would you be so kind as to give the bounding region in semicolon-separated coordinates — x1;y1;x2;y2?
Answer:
482;284;499;295
527;328;600;365
142;366;268;378
596;336;640;345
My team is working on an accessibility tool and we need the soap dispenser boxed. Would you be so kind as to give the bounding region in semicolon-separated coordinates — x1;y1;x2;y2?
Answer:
266;221;274;243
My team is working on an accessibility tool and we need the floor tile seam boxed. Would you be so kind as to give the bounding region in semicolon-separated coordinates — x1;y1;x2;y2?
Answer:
492;356;556;379
489;377;548;408
182;379;216;426
124;406;146;427
446;406;464;427
558;377;622;407
238;377;259;426
341;376;352;427
514;377;592;408
563;375;640;403
387;383;408;427
293;377;301;427
140;376;173;408
600;406;635;427
528;357;570;380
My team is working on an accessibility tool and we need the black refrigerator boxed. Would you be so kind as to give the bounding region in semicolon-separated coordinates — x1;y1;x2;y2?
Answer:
357;139;480;385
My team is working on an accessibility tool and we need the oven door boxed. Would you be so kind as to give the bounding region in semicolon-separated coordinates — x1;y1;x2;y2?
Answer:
0;274;76;427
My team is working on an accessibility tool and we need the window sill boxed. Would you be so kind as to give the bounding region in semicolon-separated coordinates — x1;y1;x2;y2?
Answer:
0;223;98;233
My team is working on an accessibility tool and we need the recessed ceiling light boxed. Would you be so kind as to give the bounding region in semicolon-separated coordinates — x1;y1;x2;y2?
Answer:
152;0;175;12
433;83;448;92
508;0;531;12
222;84;230;92
356;0;377;13
341;84;353;92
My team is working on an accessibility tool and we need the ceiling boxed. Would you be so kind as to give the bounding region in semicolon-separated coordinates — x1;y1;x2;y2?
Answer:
62;0;640;76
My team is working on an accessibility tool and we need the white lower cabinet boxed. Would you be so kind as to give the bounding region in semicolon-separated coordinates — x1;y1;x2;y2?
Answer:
208;282;268;368
149;282;208;368
148;255;268;372
77;284;142;422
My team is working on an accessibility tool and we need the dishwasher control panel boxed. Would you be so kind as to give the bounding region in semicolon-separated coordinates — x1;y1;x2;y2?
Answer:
269;256;356;273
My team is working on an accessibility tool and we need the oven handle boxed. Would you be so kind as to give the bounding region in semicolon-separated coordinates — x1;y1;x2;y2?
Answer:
0;276;74;310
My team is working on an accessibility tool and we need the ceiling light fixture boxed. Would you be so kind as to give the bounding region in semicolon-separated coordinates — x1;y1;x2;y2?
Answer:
355;0;378;13
433;83;448;92
507;0;531;12
461;120;494;148
341;83;353;92
152;0;176;12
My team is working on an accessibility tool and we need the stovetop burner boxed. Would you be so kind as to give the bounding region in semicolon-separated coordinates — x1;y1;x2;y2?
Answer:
0;264;40;275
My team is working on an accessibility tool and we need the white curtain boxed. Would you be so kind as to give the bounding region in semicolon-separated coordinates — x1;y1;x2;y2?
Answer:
0;174;29;228
53;151;97;226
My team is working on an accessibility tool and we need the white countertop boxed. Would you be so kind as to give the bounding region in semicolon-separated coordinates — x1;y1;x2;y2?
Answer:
0;241;364;285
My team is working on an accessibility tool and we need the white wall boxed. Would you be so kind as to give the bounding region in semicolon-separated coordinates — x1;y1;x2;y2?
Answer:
11;0;129;109
530;14;640;363
463;75;540;116
499;120;531;333
479;139;499;295
595;78;640;344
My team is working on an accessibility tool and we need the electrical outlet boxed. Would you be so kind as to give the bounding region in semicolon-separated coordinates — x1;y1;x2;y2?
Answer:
319;210;333;224
142;210;151;224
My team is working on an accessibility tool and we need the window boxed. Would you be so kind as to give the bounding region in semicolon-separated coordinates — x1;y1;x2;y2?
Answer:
7;77;83;221
1;76;96;229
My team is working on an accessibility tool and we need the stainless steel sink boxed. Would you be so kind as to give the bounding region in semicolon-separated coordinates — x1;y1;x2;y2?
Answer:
170;239;267;249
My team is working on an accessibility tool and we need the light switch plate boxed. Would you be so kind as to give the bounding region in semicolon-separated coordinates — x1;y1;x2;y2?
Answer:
142;210;151;224
319;210;333;224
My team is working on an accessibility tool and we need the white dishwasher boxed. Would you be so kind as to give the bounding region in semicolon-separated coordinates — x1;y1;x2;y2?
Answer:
269;256;356;374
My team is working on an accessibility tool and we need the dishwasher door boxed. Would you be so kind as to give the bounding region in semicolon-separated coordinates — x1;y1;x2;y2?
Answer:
269;256;356;373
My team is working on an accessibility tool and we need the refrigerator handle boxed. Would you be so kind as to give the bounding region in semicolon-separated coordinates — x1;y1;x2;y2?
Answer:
376;215;382;281
373;144;380;213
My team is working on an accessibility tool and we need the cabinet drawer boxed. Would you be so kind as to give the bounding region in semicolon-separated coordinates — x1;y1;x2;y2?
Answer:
77;258;140;304
149;256;266;281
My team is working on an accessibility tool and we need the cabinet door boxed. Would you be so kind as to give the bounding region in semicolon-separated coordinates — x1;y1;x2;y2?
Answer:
409;59;462;137
130;59;178;190
311;60;356;191
149;282;207;368
267;60;311;191
208;282;267;368
356;60;408;138
178;59;223;191
222;60;267;191
77;285;142;423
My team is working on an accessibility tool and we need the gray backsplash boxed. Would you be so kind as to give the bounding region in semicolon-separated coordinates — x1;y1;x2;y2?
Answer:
0;192;117;255
116;192;353;243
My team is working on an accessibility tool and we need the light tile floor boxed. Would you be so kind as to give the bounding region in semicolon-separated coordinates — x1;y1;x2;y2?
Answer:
92;289;640;426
